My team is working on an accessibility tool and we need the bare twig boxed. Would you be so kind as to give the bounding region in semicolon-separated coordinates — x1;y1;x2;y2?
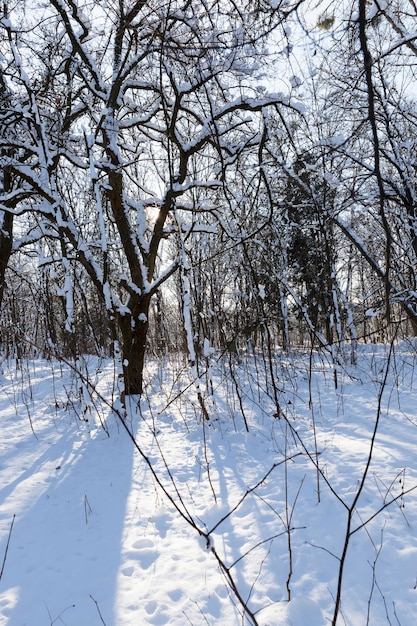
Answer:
202;407;218;503
84;495;92;525
331;333;396;625
0;514;15;581
44;602;76;625
90;595;108;626
208;452;304;535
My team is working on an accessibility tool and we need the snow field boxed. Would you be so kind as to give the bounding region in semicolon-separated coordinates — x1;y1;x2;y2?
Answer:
0;345;417;625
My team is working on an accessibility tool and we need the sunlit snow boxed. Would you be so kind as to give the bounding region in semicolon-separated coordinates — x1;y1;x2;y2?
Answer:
1;344;417;625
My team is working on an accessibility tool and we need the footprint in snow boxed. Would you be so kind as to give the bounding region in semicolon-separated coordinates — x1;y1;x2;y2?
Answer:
129;537;159;569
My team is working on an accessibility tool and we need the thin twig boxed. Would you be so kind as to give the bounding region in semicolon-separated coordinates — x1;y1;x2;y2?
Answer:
229;528;301;569
202;407;217;503
90;595;108;626
208;452;304;535
351;484;417;535
0;514;15;581
84;495;92;525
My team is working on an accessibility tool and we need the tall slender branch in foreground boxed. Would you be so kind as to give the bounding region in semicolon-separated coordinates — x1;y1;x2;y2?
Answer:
331;334;396;625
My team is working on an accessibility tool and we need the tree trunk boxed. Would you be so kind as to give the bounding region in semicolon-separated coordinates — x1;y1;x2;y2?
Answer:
118;295;150;396
0;167;13;311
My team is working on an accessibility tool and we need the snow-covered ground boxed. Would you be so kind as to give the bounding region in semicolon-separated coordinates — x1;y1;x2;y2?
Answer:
1;343;417;625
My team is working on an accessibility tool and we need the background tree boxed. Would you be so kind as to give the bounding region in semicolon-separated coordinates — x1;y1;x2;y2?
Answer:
298;0;417;339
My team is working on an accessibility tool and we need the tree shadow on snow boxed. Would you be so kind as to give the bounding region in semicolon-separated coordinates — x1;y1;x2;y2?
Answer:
0;367;137;626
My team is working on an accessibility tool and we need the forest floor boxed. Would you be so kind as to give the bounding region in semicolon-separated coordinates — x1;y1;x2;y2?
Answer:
1;342;417;625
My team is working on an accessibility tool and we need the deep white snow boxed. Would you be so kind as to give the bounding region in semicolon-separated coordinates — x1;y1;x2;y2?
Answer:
1;343;417;625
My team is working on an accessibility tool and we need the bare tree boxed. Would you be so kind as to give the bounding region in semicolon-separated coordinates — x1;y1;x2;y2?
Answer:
0;0;304;393
290;0;417;340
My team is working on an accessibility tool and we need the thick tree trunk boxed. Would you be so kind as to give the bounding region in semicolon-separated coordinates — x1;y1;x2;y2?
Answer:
0;211;12;308
0;167;13;311
118;295;150;396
